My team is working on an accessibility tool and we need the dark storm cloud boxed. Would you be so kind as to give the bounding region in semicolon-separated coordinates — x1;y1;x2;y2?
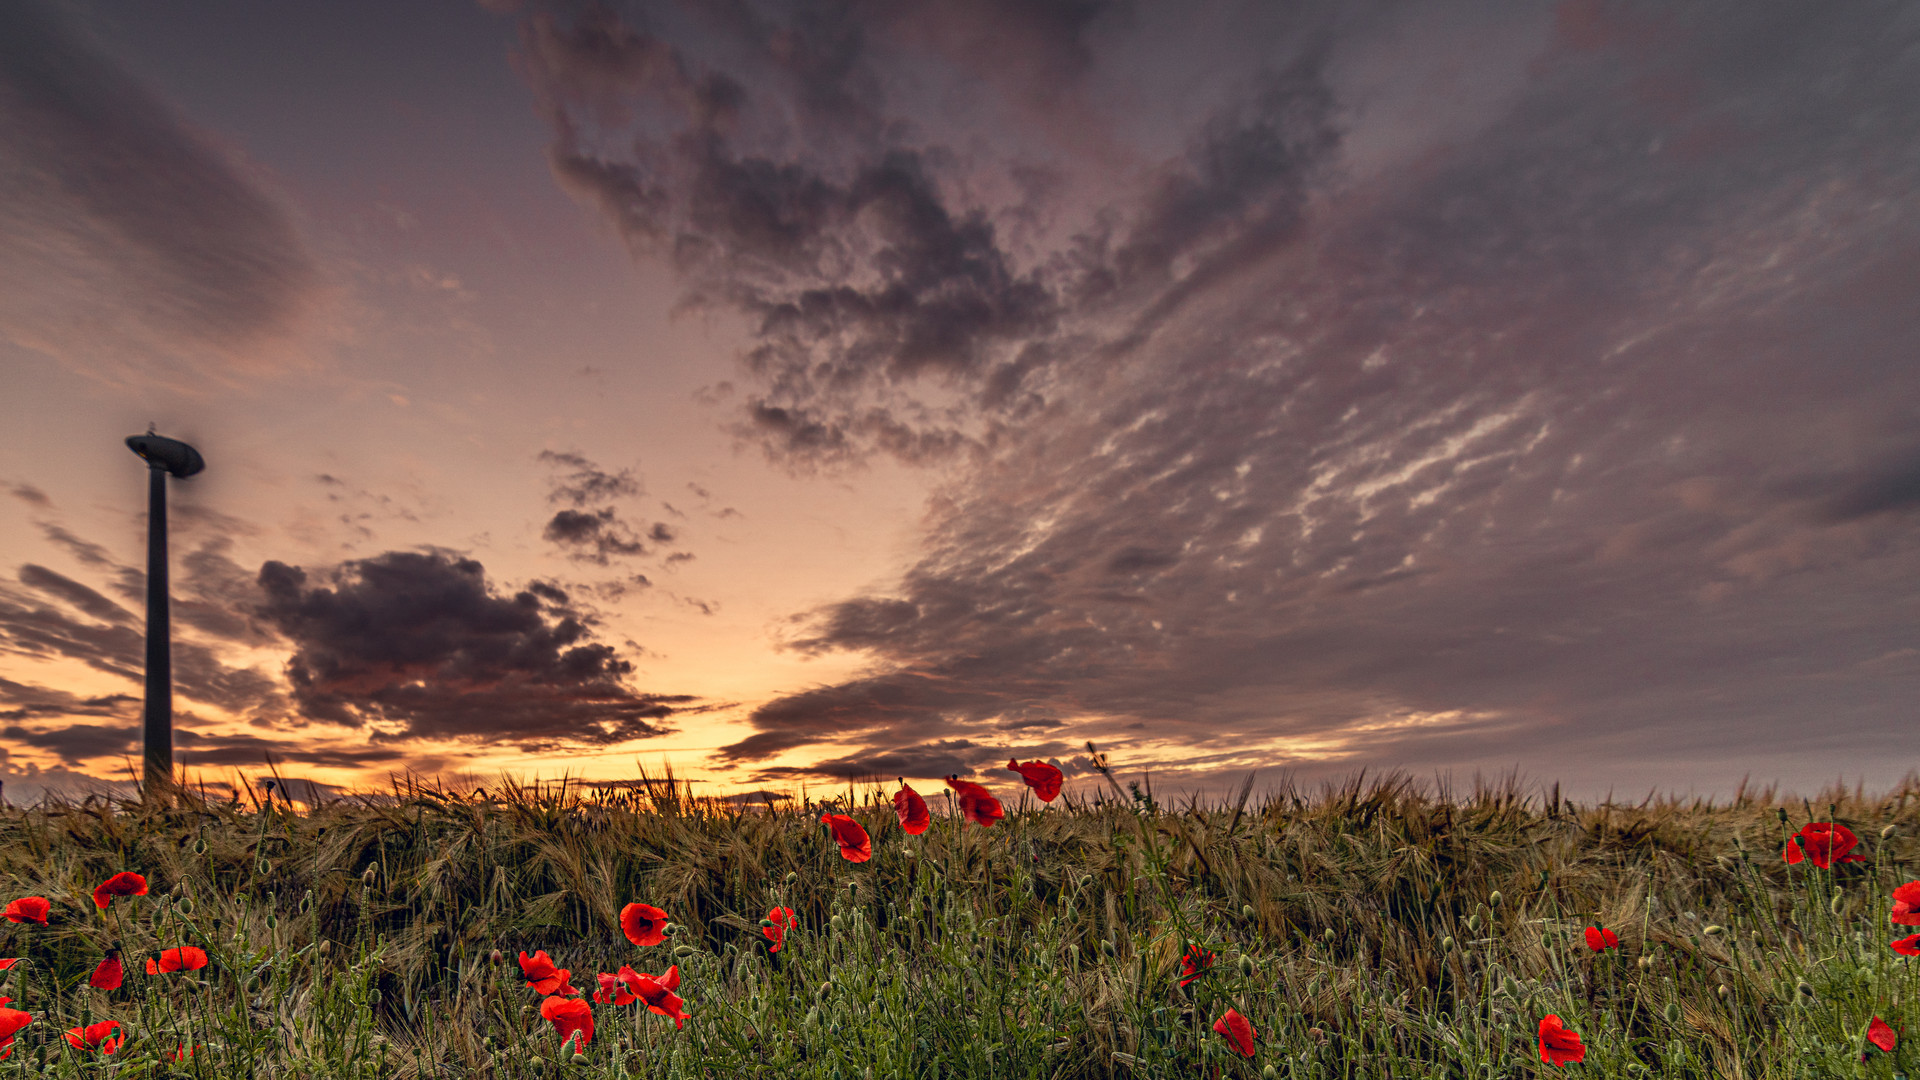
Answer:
590;0;1920;793
254;550;698;748
172;730;408;769
18;564;135;624
538;450;643;505
0;722;135;766
0;0;315;349
543;507;649;563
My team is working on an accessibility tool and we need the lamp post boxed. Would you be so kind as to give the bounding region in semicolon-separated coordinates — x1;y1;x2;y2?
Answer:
125;428;204;797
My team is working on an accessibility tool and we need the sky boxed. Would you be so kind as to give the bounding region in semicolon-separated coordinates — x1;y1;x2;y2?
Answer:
2;0;1918;806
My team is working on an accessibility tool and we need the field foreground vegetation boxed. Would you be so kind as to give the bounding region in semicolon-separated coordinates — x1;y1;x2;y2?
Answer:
1;761;1918;1079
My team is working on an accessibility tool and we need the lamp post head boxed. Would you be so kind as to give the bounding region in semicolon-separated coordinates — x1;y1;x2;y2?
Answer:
126;433;204;478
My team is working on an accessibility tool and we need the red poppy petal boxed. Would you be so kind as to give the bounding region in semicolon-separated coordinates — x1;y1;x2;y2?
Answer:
621;902;669;947
1867;1016;1897;1053
1890;933;1920;956
893;785;931;834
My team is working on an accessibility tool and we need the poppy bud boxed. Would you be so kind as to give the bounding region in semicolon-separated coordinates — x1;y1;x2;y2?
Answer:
1795;979;1815;1003
1466;914;1480;933
1881;824;1896;839
1776;807;1790;823
1440;936;1454;951
831;915;845;934
760;918;777;928
1237;955;1256;977
1830;895;1845;915
1069;944;1080;965
368;989;382;1006
1079;875;1094;890
1101;939;1116;957
785;872;799;884
674;945;695;958
818;980;833;998
486;948;500;965
267;914;278;929
848;880;858;896
1242;904;1256;922
256;859;270;876
1665;1001;1681;1025
572;1053;588;1065
1637;955;1654;971
1703;924;1725;937
320;940;332;957
1264;1067;1280;1080
1717;984;1730;999
177;896;194;915
1488;891;1502;908
1323;927;1335;942
362;866;378;886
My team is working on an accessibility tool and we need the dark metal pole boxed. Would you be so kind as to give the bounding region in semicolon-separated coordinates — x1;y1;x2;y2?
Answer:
142;463;172;793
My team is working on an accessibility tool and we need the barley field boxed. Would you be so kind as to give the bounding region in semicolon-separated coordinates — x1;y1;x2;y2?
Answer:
1;755;1916;1079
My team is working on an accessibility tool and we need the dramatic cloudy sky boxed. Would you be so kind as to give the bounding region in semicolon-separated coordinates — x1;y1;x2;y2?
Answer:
3;0;1918;804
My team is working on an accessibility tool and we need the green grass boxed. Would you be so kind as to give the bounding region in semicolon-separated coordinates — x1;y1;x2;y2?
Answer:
0;760;1916;1078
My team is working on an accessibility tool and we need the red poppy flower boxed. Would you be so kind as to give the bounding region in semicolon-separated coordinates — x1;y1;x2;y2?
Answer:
540;995;594;1049
944;776;1005;827
764;906;796;953
88;952;122;991
820;812;872;862
592;970;637;1006
1583;926;1619;952
0;1008;31;1042
1179;944;1216;987
1891;933;1920;956
1891;881;1920;926
628;965;690;1028
620;903;669;947
1866;1016;1897;1055
0;1006;30;1061
1006;758;1064;802
145;946;209;974
1538;1015;1585;1066
893;784;931;835
166;1044;197;1062
1783;823;1865;868
518;950;579;996
65;1019;122;1054
1212;1008;1255;1057
91;872;147;910
0;960;19;970
2;897;48;925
